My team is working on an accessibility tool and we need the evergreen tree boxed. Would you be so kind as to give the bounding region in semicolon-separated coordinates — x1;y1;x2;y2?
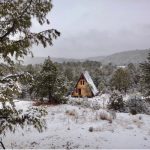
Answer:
0;0;59;141
110;68;131;93
126;95;150;115
140;52;150;98
127;63;140;90
0;0;60;63
32;57;67;103
0;73;47;135
107;91;125;112
64;68;73;81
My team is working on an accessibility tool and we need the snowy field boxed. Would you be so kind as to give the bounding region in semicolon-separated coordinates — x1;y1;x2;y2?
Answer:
2;98;150;149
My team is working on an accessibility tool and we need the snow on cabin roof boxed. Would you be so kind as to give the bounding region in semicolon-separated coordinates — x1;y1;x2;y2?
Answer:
83;71;99;96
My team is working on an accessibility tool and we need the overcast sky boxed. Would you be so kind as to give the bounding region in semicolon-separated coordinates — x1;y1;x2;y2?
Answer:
31;0;150;59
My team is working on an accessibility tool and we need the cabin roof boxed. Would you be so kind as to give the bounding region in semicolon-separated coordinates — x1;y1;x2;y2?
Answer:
83;71;99;95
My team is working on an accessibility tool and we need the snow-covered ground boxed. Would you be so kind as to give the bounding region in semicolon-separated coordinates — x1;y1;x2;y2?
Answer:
68;94;110;109
2;99;150;149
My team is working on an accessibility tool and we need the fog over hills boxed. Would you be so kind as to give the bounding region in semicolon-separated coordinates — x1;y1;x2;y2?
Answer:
22;57;82;65
87;49;150;65
22;49;149;65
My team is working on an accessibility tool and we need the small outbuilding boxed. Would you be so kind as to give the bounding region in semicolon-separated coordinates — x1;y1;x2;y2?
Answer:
71;71;99;97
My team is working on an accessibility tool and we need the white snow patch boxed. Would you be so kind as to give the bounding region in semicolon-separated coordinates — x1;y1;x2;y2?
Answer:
1;100;150;149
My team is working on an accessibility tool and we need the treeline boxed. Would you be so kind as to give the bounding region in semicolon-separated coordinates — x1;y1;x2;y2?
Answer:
7;60;144;95
1;53;149;103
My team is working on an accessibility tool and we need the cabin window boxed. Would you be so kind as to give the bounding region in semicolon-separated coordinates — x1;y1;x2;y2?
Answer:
83;80;84;85
80;80;84;85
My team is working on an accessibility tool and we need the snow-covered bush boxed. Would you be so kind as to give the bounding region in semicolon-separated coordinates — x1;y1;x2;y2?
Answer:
0;73;48;135
68;98;82;106
91;101;101;110
100;111;113;123
107;91;125;112
66;109;78;117
68;97;91;108
126;96;150;115
99;111;108;120
82;100;91;108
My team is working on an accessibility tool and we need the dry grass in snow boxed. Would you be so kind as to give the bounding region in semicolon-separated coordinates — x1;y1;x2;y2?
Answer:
1;100;150;149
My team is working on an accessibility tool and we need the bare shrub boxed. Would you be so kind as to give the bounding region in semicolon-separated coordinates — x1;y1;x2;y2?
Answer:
92;101;101;110
82;100;91;108
108;110;116;119
95;112;99;120
107;115;113;123
132;118;143;128
66;109;77;116
99;111;113;123
66;109;79;123
99;111;108;120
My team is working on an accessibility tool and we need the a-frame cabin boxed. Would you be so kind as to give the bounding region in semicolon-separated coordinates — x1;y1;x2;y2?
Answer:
71;71;99;97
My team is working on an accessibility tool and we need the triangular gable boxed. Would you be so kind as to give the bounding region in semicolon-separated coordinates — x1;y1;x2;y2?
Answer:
72;71;99;96
73;73;85;90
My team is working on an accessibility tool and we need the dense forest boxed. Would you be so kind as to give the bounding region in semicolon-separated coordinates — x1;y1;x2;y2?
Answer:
1;57;147;101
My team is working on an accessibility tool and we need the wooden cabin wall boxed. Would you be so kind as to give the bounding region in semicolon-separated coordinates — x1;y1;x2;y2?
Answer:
72;78;93;97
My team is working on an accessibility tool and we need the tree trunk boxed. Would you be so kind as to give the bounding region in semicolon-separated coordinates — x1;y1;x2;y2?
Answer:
48;91;53;103
0;139;5;149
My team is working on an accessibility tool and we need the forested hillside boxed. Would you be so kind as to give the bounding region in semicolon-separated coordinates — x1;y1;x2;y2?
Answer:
10;59;143;98
22;49;149;65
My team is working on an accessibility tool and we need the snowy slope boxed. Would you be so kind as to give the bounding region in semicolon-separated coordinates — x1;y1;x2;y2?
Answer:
2;100;150;149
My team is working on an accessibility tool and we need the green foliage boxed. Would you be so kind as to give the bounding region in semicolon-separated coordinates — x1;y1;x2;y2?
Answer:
0;0;59;139
0;106;47;135
140;52;150;97
108;92;125;112
111;68;131;93
0;0;60;63
0;72;48;135
126;96;150;115
98;80;106;92
64;68;73;81
127;63;139;85
31;57;67;103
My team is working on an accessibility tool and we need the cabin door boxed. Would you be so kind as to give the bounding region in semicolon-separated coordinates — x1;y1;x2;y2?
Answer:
78;88;81;96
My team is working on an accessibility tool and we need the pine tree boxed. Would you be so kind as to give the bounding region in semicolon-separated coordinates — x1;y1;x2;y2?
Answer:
107;91;125;112
32;57;67;103
0;72;47;135
110;68;131;93
0;0;60;63
140;52;150;98
0;0;59;141
127;63;136;85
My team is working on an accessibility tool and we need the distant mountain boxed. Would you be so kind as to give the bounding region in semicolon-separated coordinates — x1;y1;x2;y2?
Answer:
22;49;149;65
85;56;106;62
22;57;83;65
104;49;149;65
87;49;150;65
